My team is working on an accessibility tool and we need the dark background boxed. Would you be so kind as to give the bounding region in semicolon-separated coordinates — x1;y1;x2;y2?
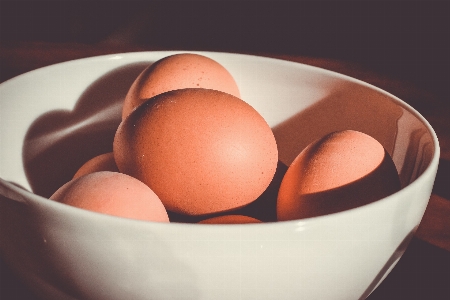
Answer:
1;1;449;299
1;0;449;104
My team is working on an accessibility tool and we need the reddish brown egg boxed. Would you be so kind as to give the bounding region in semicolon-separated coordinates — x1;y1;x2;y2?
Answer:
114;88;278;216
277;130;401;221
122;53;240;119
50;171;169;222
73;152;119;179
198;215;262;224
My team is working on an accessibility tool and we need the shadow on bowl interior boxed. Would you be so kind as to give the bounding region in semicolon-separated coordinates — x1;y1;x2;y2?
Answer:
22;62;151;198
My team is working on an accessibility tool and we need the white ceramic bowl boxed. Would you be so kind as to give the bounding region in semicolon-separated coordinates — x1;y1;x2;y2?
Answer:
0;51;439;300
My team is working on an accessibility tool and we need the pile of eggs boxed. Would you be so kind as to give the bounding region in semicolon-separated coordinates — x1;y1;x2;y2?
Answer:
49;53;402;224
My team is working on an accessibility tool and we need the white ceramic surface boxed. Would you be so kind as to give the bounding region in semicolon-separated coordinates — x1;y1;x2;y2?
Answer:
0;51;439;300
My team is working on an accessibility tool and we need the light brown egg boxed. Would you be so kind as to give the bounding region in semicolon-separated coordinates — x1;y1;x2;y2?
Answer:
114;88;278;216
122;53;240;119
73;152;119;179
198;215;262;224
277;130;401;221
50;171;169;222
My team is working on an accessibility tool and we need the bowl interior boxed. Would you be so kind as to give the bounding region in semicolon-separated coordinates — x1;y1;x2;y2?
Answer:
0;51;436;196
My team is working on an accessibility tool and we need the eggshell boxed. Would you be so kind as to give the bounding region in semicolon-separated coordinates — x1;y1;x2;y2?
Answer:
198;215;262;224
73;152;119;179
277;130;401;221
50;171;169;222
114;88;278;216
122;53;240;119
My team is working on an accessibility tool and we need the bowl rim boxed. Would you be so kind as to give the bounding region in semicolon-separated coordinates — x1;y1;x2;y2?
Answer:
0;50;441;228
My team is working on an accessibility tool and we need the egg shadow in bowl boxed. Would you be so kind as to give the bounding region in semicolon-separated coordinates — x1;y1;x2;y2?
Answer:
271;79;435;188
22;61;153;198
167;160;289;224
271;83;404;167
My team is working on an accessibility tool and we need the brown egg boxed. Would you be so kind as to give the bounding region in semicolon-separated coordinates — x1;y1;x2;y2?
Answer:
73;152;119;179
198;215;262;224
50;171;169;222
122;53;240;119
114;88;278;216
277;130;401;221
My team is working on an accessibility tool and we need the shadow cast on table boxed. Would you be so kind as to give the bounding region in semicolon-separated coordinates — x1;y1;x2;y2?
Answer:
359;229;416;300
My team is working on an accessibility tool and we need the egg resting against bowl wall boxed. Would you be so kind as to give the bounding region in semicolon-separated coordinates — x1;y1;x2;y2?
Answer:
277;130;402;221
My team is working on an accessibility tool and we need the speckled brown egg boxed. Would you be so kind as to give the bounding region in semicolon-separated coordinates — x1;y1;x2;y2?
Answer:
122;53;240;119
277;130;401;221
73;152;119;179
50;171;169;222
114;88;278;216
198;215;262;224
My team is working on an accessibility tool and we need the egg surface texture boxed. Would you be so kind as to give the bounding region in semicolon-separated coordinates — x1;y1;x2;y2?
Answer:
50;171;169;222
277;130;401;221
122;53;240;119
73;152;119;179
114;88;278;216
198;215;262;224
